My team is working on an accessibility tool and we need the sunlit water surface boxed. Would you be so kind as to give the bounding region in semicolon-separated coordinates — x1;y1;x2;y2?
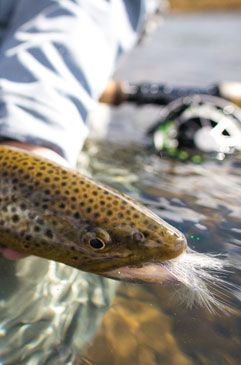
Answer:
79;12;241;365
0;12;240;365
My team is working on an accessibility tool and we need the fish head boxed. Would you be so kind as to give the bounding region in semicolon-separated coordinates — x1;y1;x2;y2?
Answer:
75;199;187;281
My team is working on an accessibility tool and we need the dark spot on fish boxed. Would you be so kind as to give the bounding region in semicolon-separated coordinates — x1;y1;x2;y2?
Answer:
92;191;98;196
12;214;19;223
44;177;50;183
45;229;53;239
86;207;92;213
74;212;80;219
107;210;113;216
59;203;65;209
26;235;32;241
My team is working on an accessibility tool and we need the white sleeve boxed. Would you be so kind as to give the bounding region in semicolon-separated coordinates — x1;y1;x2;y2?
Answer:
0;0;146;166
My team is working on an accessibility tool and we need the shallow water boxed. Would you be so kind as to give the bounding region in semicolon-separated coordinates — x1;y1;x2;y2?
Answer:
78;12;241;365
0;12;240;365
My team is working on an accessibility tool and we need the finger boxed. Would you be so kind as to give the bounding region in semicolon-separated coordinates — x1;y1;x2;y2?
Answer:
1;248;29;260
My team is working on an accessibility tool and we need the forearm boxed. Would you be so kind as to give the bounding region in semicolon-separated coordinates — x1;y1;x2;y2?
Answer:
0;0;145;166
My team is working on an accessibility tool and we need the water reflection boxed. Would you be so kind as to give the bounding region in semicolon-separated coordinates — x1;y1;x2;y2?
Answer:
78;138;241;365
78;11;241;364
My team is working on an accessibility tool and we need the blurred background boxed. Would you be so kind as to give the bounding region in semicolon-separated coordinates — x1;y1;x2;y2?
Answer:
78;2;241;365
169;0;241;11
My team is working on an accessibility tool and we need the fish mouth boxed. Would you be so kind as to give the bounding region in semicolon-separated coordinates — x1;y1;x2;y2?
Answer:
101;233;187;283
102;262;175;283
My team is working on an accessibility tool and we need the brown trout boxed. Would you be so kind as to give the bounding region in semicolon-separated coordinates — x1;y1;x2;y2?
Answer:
0;146;186;281
0;146;239;312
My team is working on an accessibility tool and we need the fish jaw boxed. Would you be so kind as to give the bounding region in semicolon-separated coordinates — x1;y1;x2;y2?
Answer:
96;233;187;283
101;262;172;283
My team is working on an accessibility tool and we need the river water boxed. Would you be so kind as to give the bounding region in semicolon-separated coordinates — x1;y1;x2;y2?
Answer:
78;12;241;365
0;11;240;365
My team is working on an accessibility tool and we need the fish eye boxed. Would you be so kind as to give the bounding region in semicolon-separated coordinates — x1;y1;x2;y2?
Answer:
83;227;111;250
89;238;105;250
133;231;145;242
